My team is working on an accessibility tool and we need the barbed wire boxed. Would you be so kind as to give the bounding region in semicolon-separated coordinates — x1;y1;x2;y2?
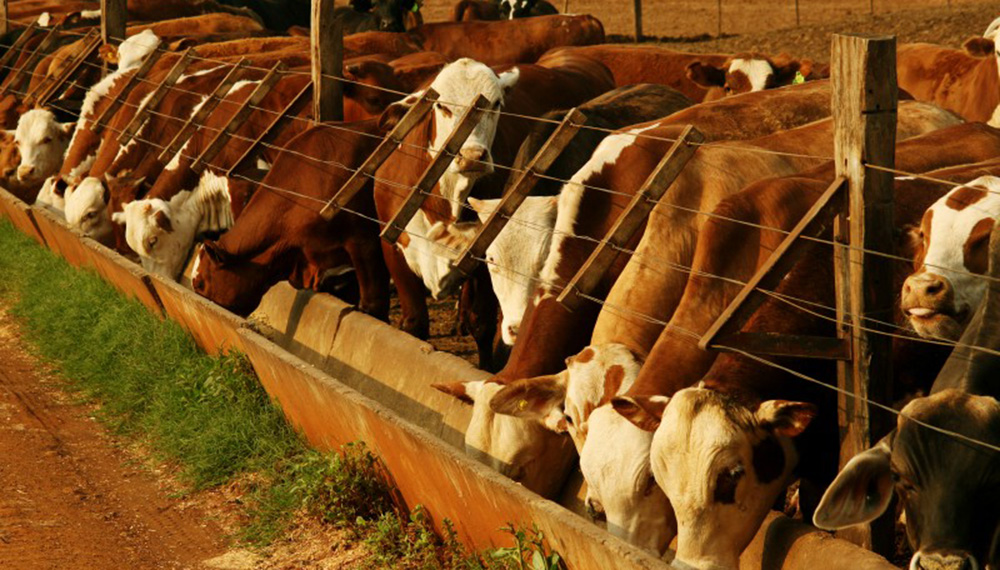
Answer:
4;20;1000;457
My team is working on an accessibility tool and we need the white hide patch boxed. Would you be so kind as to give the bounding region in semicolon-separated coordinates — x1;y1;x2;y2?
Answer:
79;9;102;19
36;12;51;27
984;16;1000;40
538;124;658;298
579;406;674;553
34;176;65;214
727;58;775;92
470;196;557;344
117;29;160;71
919;176;1000;318
64;177;112;242
14;109;71;185
399;209;467;300
562;344;642;447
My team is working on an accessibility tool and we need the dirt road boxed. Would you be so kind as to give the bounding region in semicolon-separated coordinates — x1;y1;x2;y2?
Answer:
0;308;229;570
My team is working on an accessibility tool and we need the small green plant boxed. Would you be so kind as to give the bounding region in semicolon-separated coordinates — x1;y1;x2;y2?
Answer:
488;526;564;570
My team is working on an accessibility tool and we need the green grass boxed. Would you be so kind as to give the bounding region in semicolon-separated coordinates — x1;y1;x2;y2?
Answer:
0;220;564;569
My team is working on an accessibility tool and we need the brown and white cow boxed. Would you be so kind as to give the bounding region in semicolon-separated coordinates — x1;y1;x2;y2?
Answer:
686;52;828;101
902;175;1000;341
408;14;604;65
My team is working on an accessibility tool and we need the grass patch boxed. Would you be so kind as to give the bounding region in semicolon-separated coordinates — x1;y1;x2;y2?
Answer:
0;220;564;569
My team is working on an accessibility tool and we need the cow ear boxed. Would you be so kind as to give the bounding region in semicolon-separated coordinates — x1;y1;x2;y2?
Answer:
757;400;817;438
813;438;893;530
432;380;485;406
686;61;727;88
963;36;995;58
202;240;235;265
168;38;198;52
611;395;669;432
497;68;520;96
58;121;74;137
489;373;567;421
111;211;126;224
898;223;923;261
378;90;423;131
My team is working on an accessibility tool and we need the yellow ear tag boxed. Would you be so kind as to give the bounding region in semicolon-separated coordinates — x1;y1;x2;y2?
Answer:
518;399;528;411
792;71;806;85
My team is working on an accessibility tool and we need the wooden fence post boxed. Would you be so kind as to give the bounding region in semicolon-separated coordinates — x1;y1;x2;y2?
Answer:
100;0;127;45
0;0;8;37
831;32;897;555
312;0;343;123
633;0;642;41
795;0;800;26
717;0;723;36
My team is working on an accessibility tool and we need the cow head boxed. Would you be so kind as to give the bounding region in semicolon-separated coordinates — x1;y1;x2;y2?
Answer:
191;241;268;316
499;0;539;19
113;190;201;279
64;177;113;244
379;58;519;217
35;175;69;214
0;129;20;183
615;387;815;570
368;0;420;31
489;344;675;552
902;176;1000;341
815;389;1000;570
686;54;807;100
115;29;161;72
399;212;477;299
14;109;73;186
469;196;557;345
432;378;577;497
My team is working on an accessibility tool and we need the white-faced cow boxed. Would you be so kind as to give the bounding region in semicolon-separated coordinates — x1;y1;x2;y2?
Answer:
14;108;73;188
902;175;1000;341
686;52;828;101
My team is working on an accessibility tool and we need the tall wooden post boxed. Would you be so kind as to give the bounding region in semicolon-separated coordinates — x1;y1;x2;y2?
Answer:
100;0;127;45
632;0;642;41
795;0;800;26
312;0;344;123
717;0;723;36
0;0;8;37
831;33;897;555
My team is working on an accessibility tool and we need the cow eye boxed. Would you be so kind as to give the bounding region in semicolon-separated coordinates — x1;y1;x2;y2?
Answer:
41;136;51;144
563;414;574;426
147;236;158;249
713;464;745;504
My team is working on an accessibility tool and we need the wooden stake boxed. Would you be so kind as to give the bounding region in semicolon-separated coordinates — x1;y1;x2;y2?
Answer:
831;32;897;554
311;0;343;123
224;82;313;183
318;88;440;221
191;63;287;175
633;0;642;41
557;125;704;309
380;94;490;244
92;48;163;134
100;0;127;45
117;48;194;146
451;107;587;276
157;59;250;163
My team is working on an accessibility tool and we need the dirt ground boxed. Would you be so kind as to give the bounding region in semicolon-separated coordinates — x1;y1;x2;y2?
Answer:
0;307;369;570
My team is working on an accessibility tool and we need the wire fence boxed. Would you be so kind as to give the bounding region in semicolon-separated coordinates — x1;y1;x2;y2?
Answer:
4;19;1000;456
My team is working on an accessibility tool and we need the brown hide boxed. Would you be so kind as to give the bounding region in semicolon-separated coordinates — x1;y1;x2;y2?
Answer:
897;42;1000;122
408;14;604;65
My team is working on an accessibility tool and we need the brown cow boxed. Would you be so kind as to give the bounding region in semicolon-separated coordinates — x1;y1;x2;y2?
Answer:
897;36;1000;123
185;121;390;319
408;14;604;65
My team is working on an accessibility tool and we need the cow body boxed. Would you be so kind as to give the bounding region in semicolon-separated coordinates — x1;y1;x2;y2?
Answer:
898;41;1000;123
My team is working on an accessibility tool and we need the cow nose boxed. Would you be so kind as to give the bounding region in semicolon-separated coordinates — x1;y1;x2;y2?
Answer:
903;273;950;304
913;551;977;570
379;19;393;30
455;147;489;172
17;165;34;179
505;323;518;340
585;497;606;522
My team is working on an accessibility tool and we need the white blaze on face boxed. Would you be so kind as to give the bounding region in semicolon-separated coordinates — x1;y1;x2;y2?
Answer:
64;177;112;243
910;176;1000;329
398;210;473;299
15;109;72;185
470;196;557;344
984;16;1000;40
727;58;775;92
648;389;805;570
580;406;675;553
412;58;517;217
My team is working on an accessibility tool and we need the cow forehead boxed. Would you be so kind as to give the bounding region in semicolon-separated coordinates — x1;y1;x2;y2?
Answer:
924;177;1000;262
15;109;58;142
431;59;506;104
65;178;104;221
582;407;656;494
663;388;752;448
727;58;774;91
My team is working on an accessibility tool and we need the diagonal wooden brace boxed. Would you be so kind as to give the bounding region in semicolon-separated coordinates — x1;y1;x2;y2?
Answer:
117;47;194;146
28;28;100;107
224;81;312;183
157;58;250;163
380;93;490;244
451;107;587;277
0;22;38;83
699;176;847;351
3;24;61;97
190;62;287;175
557;124;705;309
92;48;162;134
317;88;439;221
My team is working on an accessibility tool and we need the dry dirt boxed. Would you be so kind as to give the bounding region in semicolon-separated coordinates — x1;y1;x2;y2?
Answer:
0;306;370;570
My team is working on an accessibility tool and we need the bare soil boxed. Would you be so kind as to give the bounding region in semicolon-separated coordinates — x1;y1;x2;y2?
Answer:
0;307;370;570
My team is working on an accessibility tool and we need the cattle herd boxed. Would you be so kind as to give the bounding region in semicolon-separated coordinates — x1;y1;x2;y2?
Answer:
4;0;1000;568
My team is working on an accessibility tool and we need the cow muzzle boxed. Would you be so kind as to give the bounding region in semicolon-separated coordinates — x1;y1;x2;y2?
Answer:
454;147;491;174
901;272;962;331
17;165;35;181
912;551;979;570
